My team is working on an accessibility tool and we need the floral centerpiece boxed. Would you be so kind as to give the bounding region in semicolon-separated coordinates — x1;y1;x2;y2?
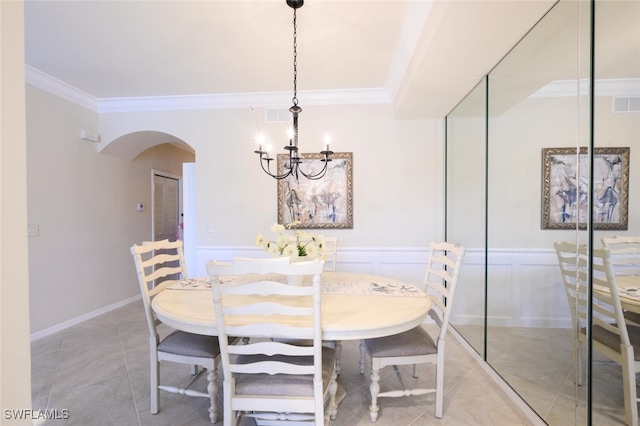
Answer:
256;222;325;260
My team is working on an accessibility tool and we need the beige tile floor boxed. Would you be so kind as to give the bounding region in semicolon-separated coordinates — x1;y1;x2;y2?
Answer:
456;325;634;426
31;300;596;426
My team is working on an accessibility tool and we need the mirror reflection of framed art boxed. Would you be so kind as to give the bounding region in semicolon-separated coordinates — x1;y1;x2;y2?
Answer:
542;147;629;230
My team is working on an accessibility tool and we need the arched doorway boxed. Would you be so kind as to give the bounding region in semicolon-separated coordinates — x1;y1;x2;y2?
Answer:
101;130;196;269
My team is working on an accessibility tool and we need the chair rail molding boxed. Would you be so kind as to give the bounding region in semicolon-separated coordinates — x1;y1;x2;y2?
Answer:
195;245;568;329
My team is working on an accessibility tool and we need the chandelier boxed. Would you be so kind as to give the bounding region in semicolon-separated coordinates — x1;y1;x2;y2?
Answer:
254;0;333;180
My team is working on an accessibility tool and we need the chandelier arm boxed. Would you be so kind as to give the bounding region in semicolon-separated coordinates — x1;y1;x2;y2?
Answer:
297;160;330;180
258;155;293;180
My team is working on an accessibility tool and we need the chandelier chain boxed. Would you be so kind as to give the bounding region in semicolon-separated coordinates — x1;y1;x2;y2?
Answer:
292;8;298;106
254;0;333;181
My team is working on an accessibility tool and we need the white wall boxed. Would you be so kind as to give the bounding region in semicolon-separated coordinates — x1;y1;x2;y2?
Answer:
100;104;445;250
26;87;193;334
28;91;443;334
489;95;640;247
28;76;640;338
448;93;640;330
1;0;32;420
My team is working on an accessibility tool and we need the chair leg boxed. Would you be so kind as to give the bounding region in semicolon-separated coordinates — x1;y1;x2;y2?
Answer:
207;368;218;424
329;369;338;421
150;342;160;414
435;347;444;418
369;365;381;422
359;341;367;374
620;344;639;426
224;379;235;426
335;341;342;375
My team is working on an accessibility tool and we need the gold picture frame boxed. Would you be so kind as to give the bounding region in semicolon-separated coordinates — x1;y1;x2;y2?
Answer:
542;147;629;230
277;152;353;229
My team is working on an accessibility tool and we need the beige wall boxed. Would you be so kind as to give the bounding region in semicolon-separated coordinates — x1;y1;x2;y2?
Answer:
100;104;444;250
488;95;640;248
1;0;32;420
29;95;443;334
26;87;194;333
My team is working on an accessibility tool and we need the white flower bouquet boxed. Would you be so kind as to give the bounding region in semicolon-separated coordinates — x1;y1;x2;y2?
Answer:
256;222;325;259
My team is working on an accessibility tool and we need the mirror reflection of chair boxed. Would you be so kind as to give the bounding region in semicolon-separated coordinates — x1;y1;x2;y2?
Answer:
207;257;338;426
602;236;640;325
130;239;222;423
554;241;640;426
358;241;465;422
553;241;583;385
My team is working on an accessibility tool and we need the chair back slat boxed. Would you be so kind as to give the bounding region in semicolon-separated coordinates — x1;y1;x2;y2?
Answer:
229;341;315;357
223;323;315;340
602;236;640;277
224;302;313;317
322;236;339;272
207;256;332;424
555;241;630;350
131;239;188;338
584;245;630;348
231;361;315;376
554;241;581;330
221;279;313;296
423;242;465;341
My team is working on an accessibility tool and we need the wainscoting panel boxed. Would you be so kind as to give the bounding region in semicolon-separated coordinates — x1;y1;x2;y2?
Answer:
194;245;570;329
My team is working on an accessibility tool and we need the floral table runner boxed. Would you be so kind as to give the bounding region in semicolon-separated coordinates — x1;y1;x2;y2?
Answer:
168;277;425;297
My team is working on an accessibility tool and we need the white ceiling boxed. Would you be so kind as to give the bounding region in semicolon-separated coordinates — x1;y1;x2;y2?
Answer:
24;0;557;119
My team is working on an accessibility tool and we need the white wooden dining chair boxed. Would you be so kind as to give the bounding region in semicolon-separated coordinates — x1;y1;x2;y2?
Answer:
555;241;640;426
207;257;338;426
321;236;338;272
130;239;222;423
602;236;640;276
553;241;584;385
286;235;338;272
602;236;640;325
358;241;465;422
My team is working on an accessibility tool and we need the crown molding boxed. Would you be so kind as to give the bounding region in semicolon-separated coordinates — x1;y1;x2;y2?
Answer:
25;65;98;111
96;87;392;113
531;78;640;98
25;65;392;114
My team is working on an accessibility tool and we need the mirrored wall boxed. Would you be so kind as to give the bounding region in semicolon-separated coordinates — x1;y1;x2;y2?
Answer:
446;0;640;424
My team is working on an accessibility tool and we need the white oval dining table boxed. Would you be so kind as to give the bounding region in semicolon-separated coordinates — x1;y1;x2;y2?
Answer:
151;271;431;342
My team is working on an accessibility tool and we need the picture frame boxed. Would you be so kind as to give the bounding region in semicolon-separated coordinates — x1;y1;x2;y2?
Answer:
541;147;630;230
277;152;353;229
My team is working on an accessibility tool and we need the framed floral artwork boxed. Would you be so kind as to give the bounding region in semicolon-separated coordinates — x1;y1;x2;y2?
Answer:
277;152;353;229
541;147;629;230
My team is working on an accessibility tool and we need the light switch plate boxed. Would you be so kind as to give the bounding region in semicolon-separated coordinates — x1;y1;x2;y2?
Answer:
28;224;39;237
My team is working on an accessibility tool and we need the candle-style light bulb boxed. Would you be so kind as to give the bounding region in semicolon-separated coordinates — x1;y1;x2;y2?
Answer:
323;133;332;151
257;133;267;151
287;128;294;145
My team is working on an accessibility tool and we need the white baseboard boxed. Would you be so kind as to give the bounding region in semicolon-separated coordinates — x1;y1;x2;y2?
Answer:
30;295;141;341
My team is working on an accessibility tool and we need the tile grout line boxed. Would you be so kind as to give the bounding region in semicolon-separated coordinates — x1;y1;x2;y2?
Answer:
117;320;144;426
